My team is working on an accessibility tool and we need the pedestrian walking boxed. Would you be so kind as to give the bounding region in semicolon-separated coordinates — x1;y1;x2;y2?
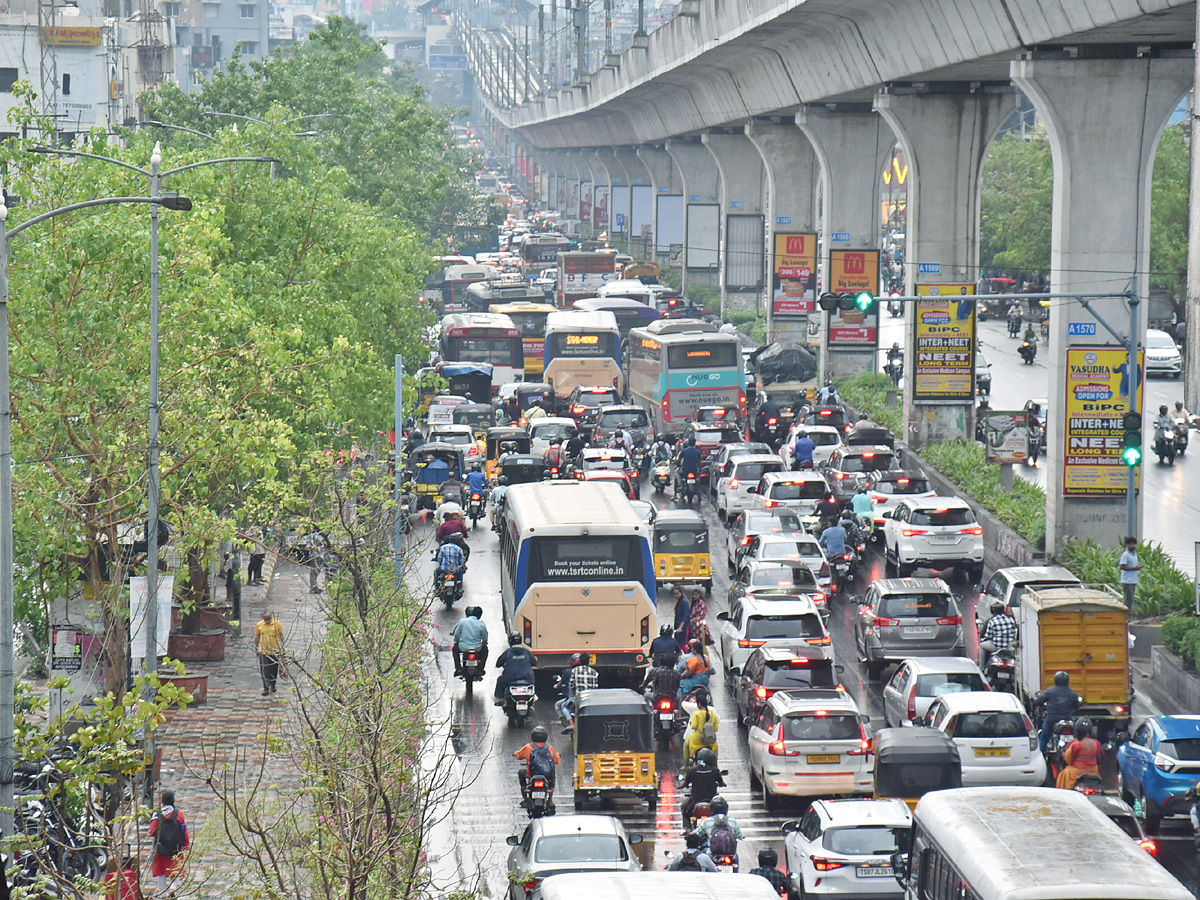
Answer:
247;534;267;585
690;588;712;647
1119;536;1140;611
148;789;189;895
671;586;690;650
308;545;325;594
254;611;285;696
225;550;242;619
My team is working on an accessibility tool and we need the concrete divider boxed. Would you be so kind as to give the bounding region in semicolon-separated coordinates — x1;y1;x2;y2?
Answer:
1151;645;1200;712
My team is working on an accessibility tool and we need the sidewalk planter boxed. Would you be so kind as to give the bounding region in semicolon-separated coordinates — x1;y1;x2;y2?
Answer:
1151;645;1200;711
167;629;227;662
199;605;234;632
1130;623;1163;661
158;670;208;705
171;603;183;632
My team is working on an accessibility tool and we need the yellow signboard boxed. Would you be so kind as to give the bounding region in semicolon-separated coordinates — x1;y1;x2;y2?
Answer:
41;26;102;46
913;285;976;402
1063;346;1143;497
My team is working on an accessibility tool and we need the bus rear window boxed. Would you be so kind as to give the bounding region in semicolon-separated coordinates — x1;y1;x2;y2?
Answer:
667;342;738;368
528;536;643;583
549;332;618;359
450;337;521;367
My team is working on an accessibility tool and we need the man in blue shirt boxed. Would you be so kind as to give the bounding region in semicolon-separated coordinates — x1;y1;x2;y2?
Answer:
676;439;702;495
791;429;815;470
851;486;873;521
435;538;467;590
818;518;847;558
452;606;488;675
465;461;489;496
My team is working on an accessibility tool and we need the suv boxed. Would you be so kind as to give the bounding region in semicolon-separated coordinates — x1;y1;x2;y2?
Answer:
852;577;965;680
882;496;984;580
733;646;842;725
716;595;830;676
918;691;1046;787
708;441;772;498
527;417;578;457
717;454;785;519
881;657;988;727
748;693;872;810
779;424;843;469
566;386;620;425
593;404;653;448
782;799;912;898
823;445;899;505
750;471;837;516
727;508;804;571
863;470;936;533
1117;715;1200;832
798;405;850;434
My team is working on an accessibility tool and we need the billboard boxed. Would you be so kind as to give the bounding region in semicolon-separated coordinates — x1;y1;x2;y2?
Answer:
827;249;879;346
1063;346;1144;497
913;284;976;402
579;180;592;224
593;185;609;229
772;232;817;317
983;410;1029;464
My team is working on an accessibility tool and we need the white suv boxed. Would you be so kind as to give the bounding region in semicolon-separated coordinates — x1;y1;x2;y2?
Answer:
882;496;984;581
747;691;872;810
782;798;912;898
750;471;837;516
778;424;843;468
715;595;830;676
717;454;785;519
918;690;1047;786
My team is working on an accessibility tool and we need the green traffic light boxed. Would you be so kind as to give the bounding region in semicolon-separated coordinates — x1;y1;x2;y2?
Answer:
855;291;874;312
1122;445;1142;466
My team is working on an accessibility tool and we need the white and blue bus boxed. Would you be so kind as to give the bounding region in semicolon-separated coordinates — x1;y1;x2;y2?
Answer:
626;319;745;434
499;481;655;677
543;310;624;406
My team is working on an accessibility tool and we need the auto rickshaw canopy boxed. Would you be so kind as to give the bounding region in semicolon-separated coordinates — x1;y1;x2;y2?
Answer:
872;726;962;806
573;689;654;754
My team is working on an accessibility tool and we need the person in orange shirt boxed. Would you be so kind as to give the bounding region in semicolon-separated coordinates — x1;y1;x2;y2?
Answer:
514;725;562;812
677;639;711;695
1056;717;1102;790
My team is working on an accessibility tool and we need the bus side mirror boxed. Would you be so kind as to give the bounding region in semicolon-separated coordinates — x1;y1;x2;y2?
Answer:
890;851;909;884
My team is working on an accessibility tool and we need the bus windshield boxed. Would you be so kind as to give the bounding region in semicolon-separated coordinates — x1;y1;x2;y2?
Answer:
548;332;619;359
449;337;521;367
528;536;643;582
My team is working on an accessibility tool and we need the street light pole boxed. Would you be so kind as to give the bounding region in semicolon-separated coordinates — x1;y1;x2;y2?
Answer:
0;188;14;842
144;145;162;800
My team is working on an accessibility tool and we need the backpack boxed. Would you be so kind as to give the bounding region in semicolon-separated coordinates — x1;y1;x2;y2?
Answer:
699;711;717;745
155;810;185;857
528;743;556;778
708;816;737;857
675;850;704;872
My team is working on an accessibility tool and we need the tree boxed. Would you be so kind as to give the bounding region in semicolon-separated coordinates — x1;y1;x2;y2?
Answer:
979;131;1053;275
1150;123;1189;296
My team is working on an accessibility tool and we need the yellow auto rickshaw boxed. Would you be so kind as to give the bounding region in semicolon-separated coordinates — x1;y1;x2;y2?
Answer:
452;402;494;445
485;427;532;479
872;726;962;811
572;688;657;810
651;509;711;591
408;441;466;510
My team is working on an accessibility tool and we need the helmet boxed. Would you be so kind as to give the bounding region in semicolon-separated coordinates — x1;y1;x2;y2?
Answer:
1177;401;1185;410
470;460;481;471
530;725;549;743
1074;716;1093;739
468;606;483;619
1054;670;1069;687
509;632;522;646
498;476;509;486
1160;405;1169;415
990;600;1005;616
694;747;717;771
758;848;778;868
570;653;584;667
709;795;728;816
659;623;673;637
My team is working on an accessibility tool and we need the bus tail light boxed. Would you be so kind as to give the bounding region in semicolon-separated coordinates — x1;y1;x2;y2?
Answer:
523;618;532;645
641;616;650;644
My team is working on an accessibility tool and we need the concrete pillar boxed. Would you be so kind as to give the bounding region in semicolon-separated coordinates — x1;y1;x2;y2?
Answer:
615;148;654;258
1012;55;1191;555
876;88;1018;448
607;150;630;242
746;119;819;346
703;130;766;316
665;138;722;290
590;150;613;234
562;152;582;225
638;145;685;269
796;105;895;380
575;155;597;237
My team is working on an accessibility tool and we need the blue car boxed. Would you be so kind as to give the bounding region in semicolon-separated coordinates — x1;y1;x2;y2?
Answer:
1117;715;1200;832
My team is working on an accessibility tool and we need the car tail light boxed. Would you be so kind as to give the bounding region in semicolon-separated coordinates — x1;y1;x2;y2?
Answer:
469;445;479;455
872;617;900;627
901;528;928;537
572;405;585;415
659;559;666;575
848;724;872;755
729;478;739;490
834;472;846;479
871;494;885;504
907;687;917;721
741;536;752;545
1139;839;1157;856
936;615;962;626
764;500;776;508
700;558;708;571
1115;705;1126;714
788;658;810;666
960;525;983;535
755;686;775;699
523;618;532;644
812;858;845;871
819;410;831;417
897;478;910;484
738;639;766;648
768;740;799;757
805;636;831;645
862;452;875;459
812;592;825;606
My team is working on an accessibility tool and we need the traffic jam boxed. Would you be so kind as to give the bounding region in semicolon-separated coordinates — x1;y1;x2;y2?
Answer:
408;200;1196;900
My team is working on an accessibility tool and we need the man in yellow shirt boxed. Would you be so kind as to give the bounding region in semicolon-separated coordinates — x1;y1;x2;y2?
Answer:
254;611;285;696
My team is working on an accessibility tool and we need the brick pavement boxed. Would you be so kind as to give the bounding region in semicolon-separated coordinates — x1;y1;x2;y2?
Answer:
151;552;326;898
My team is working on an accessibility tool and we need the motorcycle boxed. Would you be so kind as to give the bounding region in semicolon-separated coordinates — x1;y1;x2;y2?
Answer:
652;461;671;495
1046;720;1075;780
1154;425;1176;465
460;649;484;694
985;648;1017;693
1007;315;1022;338
679;471;699;504
467;492;485;528
436;569;463;608
1175;419;1189;457
523;773;552;818
831;551;853;594
884;357;903;387
630;443;646;476
504;681;537;727
1018;340;1037;365
1071;773;1104;796
651;694;686;751
887;299;903;318
714;854;738;874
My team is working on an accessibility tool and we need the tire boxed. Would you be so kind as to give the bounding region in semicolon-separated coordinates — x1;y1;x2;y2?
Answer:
764;784;779;813
573;791;584;810
464;676;474;696
1142;791;1161;834
968;565;984;584
646;793;657;810
508;716;518;727
657;731;671;752
897;562;913;578
749;766;761;790
866;660;884;681
516;715;527;728
884;551;897;577
654;485;664;495
1118;770;1134;805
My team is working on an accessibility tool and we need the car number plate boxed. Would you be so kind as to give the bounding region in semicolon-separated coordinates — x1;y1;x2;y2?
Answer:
856;866;893;878
929;535;957;543
974;747;1011;758
806;754;840;764
903;625;934;636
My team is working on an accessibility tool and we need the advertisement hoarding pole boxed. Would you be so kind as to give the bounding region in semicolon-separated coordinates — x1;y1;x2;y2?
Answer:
1127;287;1139;540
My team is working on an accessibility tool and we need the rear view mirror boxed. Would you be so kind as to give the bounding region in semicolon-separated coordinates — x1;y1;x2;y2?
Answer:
629;833;644;845
973;583;984;594
506;835;520;846
746;486;758;494
781;820;801;834
835;664;845;674
890;851;909;882
716;611;729;621
851;595;864;605
1116;731;1131;746
860;714;871;724
911;717;925;727
881;510;894;519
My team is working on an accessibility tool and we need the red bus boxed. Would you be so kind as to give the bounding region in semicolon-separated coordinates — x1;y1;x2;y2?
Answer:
438;313;525;391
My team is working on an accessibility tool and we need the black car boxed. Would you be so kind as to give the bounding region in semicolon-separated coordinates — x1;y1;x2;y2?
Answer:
566;386;620;426
733;646;842;725
799;405;849;435
845;419;896;450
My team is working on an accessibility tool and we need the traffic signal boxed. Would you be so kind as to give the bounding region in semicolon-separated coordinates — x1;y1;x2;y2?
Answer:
854;291;875;312
817;292;840;311
1121;410;1142;466
837;293;856;311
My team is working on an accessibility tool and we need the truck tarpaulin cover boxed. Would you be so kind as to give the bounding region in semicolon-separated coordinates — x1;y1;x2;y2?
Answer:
750;343;818;385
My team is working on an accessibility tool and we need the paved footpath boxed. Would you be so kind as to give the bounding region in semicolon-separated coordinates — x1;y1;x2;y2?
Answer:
151;554;326;897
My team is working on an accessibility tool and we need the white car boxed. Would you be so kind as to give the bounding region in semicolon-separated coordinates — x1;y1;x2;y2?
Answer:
779;424;843;468
882;496;984;581
715;595;830;675
717;454;785;519
750;471;837;516
747;692;873;810
427;423;483;461
1145;328;1182;378
881;657;988;727
740;532;833;597
528;417;579;457
628;500;657;532
782;798;912;898
918;690;1047;786
505;815;643;900
863;471;937;533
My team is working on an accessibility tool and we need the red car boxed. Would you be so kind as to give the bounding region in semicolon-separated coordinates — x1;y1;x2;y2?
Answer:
687;422;744;480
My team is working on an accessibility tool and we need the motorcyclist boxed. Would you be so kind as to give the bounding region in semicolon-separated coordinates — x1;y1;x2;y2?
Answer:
514;725;561;811
434;534;467;593
465;461;489;501
489;475;510;528
676;439;702;496
1055;716;1102;791
680;746;726;825
748;848;788;895
555;652;599;725
494;632;538;704
684;688;719;760
979;600;1018;671
650;435;674;466
543;439;566;475
1007;305;1022;336
645;650;682;699
609;428;632;452
436;509;469;544
886;342;903;369
790;429;815;470
696;795;744;865
452;606;488;676
649;623;681;662
1155;404;1176;442
1023;323;1037;343
439;471;465;509
565;432;588;466
818;516;847;559
838;509;863;550
668;832;718;872
1033;670;1082;753
851;486;874;529
1174;401;1191;423
817;380;839;405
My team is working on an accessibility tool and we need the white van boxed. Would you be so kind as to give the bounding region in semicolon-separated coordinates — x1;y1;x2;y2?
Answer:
539;873;782;900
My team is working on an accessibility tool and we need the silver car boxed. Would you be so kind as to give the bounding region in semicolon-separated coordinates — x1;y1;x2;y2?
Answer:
852;577;966;680
881;656;988;727
505;815;643;900
726;508;804;570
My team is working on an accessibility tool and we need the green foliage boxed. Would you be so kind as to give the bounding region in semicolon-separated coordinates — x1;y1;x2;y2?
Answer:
1151;124;1189;294
1187;627;1200;673
835;372;902;433
684;284;720;311
920;441;1047;550
1162;615;1200;658
723;309;758;327
980;131;1053;273
659;268;683;291
1060;538;1194;619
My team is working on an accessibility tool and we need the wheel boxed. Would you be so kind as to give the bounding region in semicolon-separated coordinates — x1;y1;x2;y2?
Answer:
884;551;897;577
704;581;712;596
897;562;913;578
968;565;984;584
515;715;527;728
508;716;517;727
573;790;584;810
763;783;779;813
1142;791;1161;834
464;676;473;696
657;731;671;752
749;766;761;790
1118;770;1134;805
646;793;657;810
866;660;884;681
654;485;664;495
